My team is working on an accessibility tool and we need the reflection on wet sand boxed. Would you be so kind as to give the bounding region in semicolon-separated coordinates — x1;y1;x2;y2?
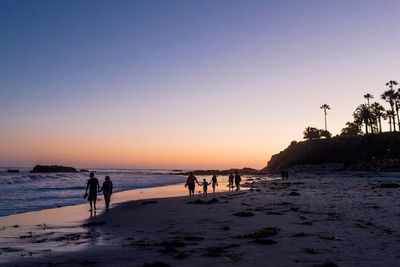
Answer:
0;175;236;264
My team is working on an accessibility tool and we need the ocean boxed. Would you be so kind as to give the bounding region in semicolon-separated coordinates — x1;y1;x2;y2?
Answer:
0;168;186;217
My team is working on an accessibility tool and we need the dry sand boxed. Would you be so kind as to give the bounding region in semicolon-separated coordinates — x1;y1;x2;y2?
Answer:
1;173;400;267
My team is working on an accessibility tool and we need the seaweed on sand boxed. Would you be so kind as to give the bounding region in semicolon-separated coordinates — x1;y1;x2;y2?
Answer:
234;227;280;238
252;239;278;245
314;262;338;267
303;247;320;254
156;239;186;248
188;198;219;205
142;262;172;267
203;243;240;257
232;211;254;217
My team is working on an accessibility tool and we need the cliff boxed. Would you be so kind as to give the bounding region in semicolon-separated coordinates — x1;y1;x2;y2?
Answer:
261;132;400;172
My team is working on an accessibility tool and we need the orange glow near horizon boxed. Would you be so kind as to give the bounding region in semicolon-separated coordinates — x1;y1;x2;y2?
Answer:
0;132;275;169
0;146;273;170
1;114;287;169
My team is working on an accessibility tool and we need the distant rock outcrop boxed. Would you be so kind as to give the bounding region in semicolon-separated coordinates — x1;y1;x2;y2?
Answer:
261;132;400;172
177;168;258;176
30;165;78;173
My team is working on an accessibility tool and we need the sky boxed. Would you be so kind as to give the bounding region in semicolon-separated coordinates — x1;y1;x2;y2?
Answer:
1;0;400;169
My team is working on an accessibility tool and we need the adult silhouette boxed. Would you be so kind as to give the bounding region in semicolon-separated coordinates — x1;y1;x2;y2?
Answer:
85;172;99;211
185;172;200;197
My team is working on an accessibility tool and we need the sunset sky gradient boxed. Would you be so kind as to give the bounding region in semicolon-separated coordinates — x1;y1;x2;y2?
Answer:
1;0;400;169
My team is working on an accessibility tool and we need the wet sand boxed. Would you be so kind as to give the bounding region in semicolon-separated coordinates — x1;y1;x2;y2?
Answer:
2;173;400;266
0;175;235;264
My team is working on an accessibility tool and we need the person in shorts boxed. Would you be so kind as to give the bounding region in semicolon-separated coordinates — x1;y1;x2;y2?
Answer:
211;174;218;193
228;173;234;191
85;172;100;211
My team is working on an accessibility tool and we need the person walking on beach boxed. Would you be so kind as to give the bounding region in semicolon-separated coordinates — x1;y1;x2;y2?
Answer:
228;173;234;191
201;178;211;196
211;174;218;193
185;172;200;197
281;170;289;179
85;172;100;211
234;171;241;191
99;176;113;210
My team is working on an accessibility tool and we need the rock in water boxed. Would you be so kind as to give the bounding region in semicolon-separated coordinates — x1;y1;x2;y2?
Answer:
30;165;78;173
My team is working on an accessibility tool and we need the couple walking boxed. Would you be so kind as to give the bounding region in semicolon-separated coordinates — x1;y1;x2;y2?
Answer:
85;172;113;211
228;171;241;191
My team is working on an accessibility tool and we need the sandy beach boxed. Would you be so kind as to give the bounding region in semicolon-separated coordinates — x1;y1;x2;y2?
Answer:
1;173;399;266
0;174;236;265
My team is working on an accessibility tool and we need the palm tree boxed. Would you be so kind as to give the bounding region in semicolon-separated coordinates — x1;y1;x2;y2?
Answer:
371;102;385;133
354;104;372;134
386;80;398;89
320;104;330;132
386;110;395;132
364;93;374;107
381;88;397;131
396;88;400;129
386;80;398;128
363;93;374;133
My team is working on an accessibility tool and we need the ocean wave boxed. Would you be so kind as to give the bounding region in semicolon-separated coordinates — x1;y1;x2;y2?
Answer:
0;169;186;216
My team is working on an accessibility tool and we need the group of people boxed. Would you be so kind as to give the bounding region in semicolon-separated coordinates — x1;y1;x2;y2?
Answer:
84;172;113;211
185;171;241;197
84;170;243;211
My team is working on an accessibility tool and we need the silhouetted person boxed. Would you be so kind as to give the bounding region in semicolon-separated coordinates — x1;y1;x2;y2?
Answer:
201;178;211;196
85;172;100;211
211;174;218;193
185;172;200;197
228;173;234;191
99;176;113;210
234;171;241;191
281;170;289;179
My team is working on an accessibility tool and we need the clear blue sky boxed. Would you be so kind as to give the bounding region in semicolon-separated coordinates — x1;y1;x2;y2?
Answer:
1;0;400;168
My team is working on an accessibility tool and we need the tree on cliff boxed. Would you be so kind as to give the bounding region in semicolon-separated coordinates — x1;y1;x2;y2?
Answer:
303;127;321;140
303;127;331;140
382;81;398;131
396;88;400;129
386;110;395;132
364;93;374;107
354;104;373;134
341;122;362;136
320;130;332;138
320;104;330;131
371;102;385;133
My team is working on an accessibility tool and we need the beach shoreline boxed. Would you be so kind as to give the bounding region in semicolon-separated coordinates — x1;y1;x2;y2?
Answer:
0;174;248;265
2;172;400;266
